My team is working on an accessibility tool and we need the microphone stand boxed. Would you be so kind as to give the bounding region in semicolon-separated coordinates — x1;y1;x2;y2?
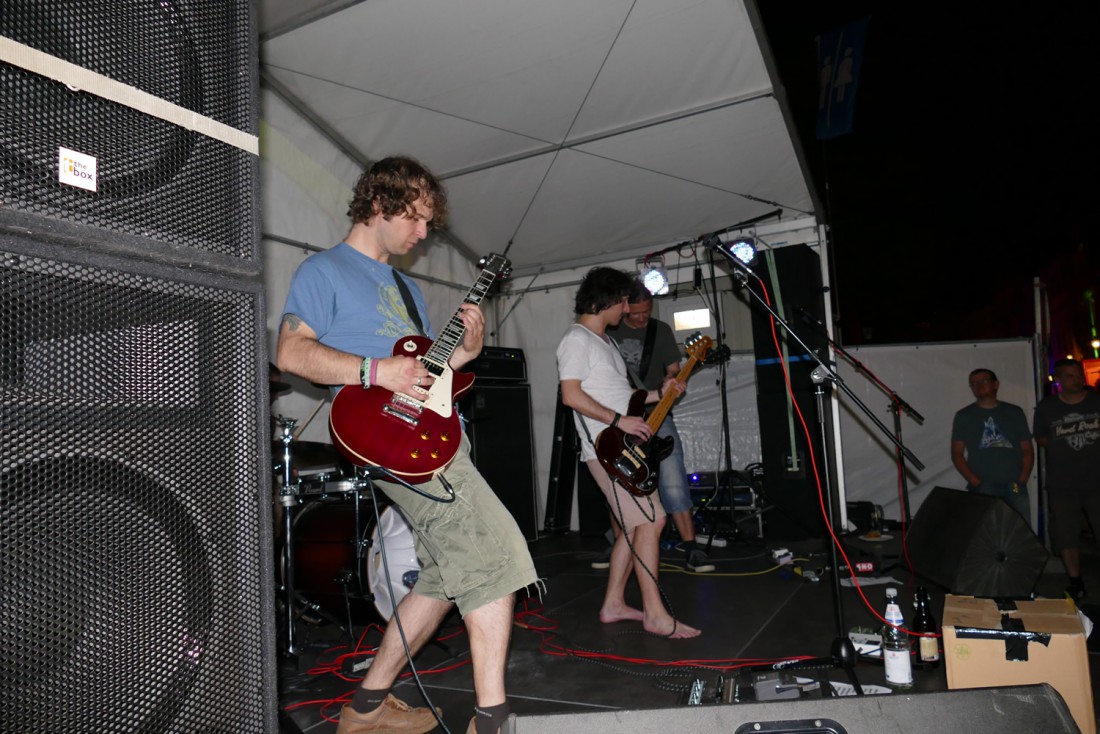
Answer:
703;236;924;693
796;310;924;527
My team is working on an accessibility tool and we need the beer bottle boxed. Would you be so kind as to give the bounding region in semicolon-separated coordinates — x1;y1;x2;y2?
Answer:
911;586;940;668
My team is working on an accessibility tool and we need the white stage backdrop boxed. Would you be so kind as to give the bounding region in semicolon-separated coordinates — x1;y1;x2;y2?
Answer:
832;338;1038;528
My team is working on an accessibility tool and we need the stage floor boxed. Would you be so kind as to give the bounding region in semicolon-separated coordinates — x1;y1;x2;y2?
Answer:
277;525;1100;733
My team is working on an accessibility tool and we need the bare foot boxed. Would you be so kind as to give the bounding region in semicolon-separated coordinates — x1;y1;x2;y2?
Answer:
644;616;701;639
599;602;644;623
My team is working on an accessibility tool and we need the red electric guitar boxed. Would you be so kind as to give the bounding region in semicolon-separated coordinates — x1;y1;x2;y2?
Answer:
329;253;511;482
594;332;712;497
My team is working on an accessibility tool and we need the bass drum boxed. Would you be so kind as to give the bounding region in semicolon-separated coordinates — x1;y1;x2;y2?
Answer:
289;497;420;623
366;504;420;621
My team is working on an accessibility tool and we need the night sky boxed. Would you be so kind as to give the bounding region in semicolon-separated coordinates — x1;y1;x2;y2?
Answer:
755;2;1100;348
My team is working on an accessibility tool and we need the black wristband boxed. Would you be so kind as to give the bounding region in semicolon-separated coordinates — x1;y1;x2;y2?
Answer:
610;412;621;428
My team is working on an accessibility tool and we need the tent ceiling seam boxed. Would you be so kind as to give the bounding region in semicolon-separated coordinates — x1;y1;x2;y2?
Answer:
261;68;373;169
260;0;369;43
263;64;553;147
437;89;775;180
501;0;639;255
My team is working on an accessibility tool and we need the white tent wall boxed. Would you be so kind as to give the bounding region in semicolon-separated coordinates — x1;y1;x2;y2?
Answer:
835;339;1039;529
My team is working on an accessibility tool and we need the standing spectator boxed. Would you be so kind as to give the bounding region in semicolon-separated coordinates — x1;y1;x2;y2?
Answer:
950;368;1034;522
1033;358;1100;602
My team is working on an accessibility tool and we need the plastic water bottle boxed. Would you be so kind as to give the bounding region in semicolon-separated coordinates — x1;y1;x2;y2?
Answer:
883;587;913;688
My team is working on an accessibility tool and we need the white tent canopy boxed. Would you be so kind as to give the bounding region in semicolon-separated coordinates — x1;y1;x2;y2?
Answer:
259;0;818;277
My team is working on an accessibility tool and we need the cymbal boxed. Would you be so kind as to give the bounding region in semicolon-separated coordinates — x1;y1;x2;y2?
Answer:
271;441;352;474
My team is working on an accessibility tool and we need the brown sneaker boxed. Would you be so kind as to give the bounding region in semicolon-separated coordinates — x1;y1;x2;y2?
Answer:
335;694;440;734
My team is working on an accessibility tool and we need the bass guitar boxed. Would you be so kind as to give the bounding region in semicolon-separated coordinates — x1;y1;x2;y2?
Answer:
594;332;712;497
329;253;512;483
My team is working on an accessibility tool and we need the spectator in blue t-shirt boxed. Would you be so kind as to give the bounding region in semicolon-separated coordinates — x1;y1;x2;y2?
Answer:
950;368;1034;522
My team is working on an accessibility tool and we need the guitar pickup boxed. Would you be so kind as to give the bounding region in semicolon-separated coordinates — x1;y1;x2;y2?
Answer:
383;394;423;426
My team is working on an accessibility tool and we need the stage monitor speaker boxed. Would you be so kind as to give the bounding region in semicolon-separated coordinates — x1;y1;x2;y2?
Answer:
748;245;830;541
504;684;1079;733
460;383;539;540
0;234;274;732
908;487;1049;598
1;0;258;271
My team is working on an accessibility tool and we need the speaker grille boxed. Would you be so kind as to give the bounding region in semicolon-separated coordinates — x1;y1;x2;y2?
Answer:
0;0;256;262
0;242;272;732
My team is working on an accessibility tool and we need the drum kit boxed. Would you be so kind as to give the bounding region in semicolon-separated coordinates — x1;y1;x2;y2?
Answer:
273;412;420;656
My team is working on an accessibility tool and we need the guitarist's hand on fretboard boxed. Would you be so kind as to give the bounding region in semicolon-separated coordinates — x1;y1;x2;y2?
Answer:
450;303;486;370
660;376;686;400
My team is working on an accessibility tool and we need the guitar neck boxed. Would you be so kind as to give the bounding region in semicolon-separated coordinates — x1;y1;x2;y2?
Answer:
422;268;499;372
645;356;701;431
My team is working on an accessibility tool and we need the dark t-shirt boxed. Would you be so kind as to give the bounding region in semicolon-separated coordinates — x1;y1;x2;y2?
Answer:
951;401;1031;484
608;318;681;389
1033;391;1100;493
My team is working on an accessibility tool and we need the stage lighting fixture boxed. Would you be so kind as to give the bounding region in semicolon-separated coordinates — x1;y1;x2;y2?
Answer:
638;256;670;296
728;236;757;265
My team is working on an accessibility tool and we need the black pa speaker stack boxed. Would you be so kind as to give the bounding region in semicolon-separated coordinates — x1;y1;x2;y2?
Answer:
459;347;540;540
748;245;831;540
1;3;274;732
907;487;1049;598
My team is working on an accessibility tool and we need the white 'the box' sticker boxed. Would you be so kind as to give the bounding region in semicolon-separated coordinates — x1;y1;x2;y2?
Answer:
58;147;98;192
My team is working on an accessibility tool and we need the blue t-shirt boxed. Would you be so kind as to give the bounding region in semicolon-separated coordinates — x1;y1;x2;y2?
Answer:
282;243;434;358
951;401;1031;484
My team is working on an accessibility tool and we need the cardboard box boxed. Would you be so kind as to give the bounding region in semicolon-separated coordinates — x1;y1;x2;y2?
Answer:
942;595;1094;734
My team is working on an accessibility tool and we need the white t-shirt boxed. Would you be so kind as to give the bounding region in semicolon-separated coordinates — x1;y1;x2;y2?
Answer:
556;323;637;460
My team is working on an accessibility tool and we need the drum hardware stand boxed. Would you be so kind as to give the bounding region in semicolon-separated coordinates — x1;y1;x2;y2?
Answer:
275;417;304;657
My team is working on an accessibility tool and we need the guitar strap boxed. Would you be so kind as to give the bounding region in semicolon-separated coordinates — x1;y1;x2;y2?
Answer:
393;270;426;336
613;327;672;422
608;336;645;391
637;319;658;386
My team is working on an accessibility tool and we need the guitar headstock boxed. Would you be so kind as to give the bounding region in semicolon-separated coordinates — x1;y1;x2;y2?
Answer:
478;253;513;279
684;332;713;362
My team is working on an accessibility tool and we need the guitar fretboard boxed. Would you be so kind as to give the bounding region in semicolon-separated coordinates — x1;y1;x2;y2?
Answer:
645;334;710;430
421;265;502;374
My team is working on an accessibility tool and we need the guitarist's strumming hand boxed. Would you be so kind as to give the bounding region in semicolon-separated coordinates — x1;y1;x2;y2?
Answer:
374;354;434;396
617;414;653;440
